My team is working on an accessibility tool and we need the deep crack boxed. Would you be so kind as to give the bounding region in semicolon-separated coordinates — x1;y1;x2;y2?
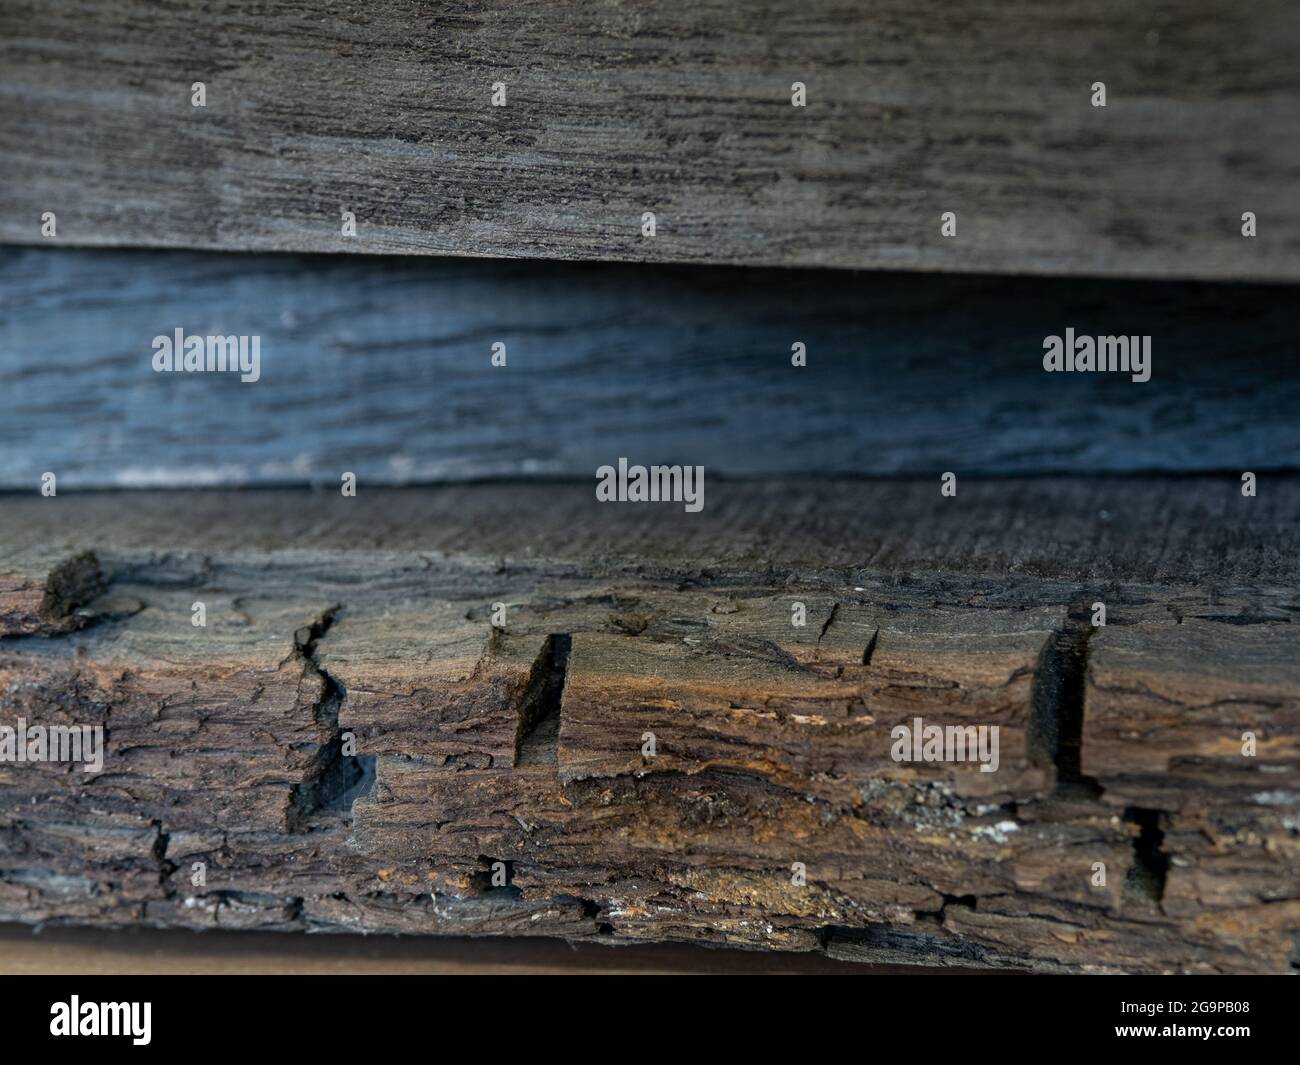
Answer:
290;606;374;823
1123;807;1169;906
515;634;572;767
1029;602;1103;798
817;602;840;645
862;627;880;666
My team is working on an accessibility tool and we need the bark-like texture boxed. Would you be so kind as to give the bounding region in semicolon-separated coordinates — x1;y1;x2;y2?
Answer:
2;1;1297;279
1;483;1297;972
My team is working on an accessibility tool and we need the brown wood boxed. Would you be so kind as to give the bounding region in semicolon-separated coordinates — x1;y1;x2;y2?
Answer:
1;481;1297;972
2;1;1297;279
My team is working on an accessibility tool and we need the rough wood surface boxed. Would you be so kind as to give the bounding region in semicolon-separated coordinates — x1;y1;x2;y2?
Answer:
3;246;1298;488
2;482;1297;972
2;2;1298;279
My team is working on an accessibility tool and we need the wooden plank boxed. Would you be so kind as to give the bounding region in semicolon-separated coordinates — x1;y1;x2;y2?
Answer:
3;247;1298;488
1;483;1297;972
1;479;1296;587
2;2;1297;279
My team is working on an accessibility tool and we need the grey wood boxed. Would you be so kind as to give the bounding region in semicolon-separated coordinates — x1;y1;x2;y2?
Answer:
2;246;1296;489
2;1;1297;278
2;477;1298;588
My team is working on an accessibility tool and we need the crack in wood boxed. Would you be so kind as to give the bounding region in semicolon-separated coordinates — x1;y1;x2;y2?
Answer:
816;602;840;647
1027;603;1175;911
514;634;572;768
290;607;373;823
1123;807;1170;907
862;628;880;667
1029;603;1103;799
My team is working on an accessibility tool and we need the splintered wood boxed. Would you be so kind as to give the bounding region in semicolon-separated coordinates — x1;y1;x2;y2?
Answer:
0;485;1297;972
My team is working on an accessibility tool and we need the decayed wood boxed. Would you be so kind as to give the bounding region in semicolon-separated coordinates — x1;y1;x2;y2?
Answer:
1;482;1298;972
2;2;1297;280
3;247;1298;489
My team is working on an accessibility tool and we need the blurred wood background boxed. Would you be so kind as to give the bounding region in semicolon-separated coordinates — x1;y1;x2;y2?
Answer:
0;924;934;975
2;246;1297;489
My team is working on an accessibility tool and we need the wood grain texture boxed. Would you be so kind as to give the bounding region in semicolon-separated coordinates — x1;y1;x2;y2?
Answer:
1;482;1297;972
2;1;1298;278
3;246;1297;488
3;478;1298;589
2;478;1297;587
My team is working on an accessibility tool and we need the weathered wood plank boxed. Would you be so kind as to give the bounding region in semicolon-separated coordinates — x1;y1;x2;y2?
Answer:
2;479;1296;587
2;247;1298;488
1;483;1297;972
2;2;1297;278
